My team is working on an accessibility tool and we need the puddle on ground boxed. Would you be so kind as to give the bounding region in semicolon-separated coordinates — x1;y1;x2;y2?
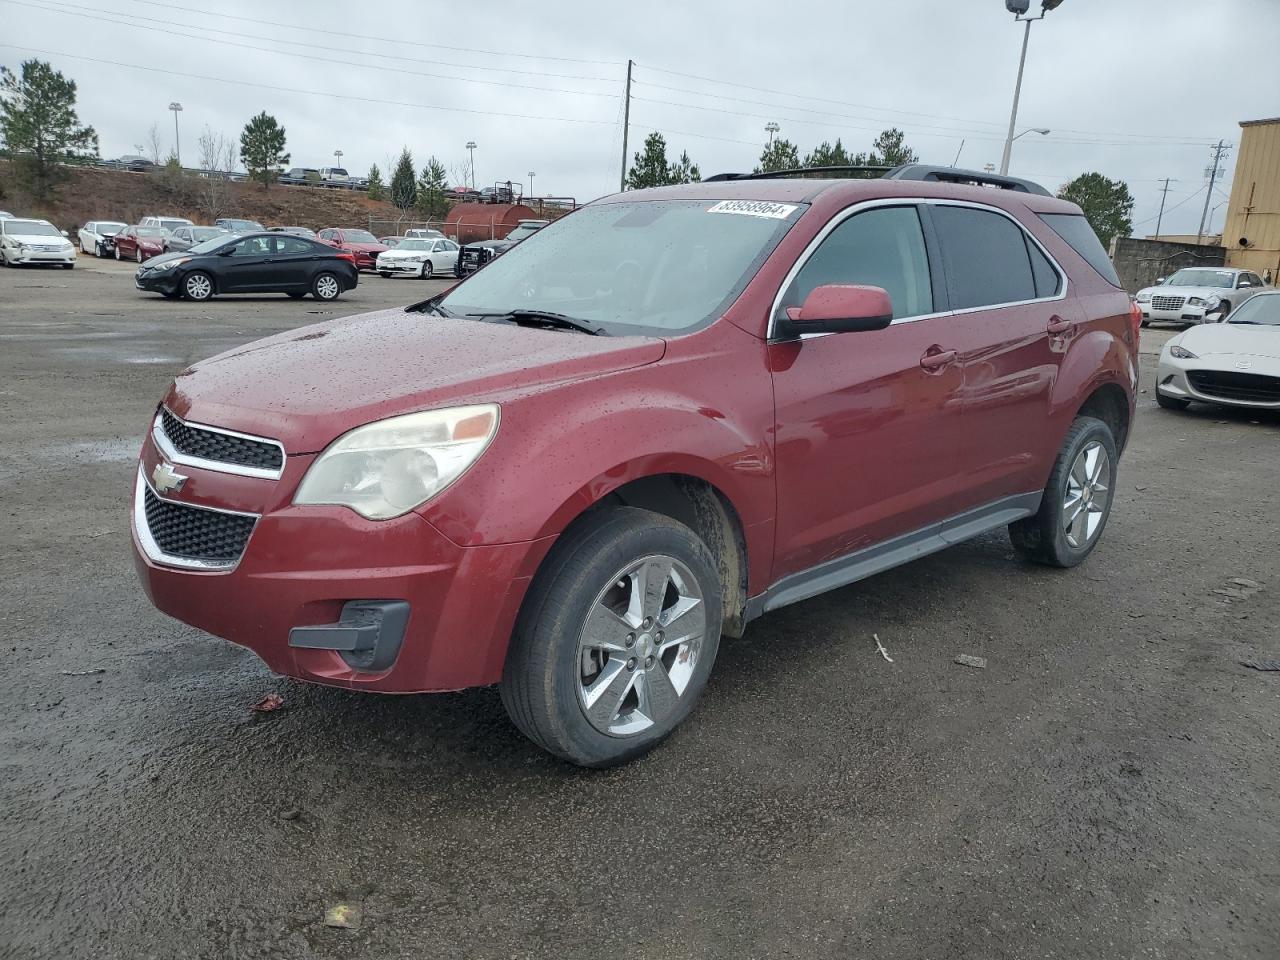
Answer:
54;345;183;365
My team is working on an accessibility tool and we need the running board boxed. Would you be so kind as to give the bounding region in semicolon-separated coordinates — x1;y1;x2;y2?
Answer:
745;492;1042;620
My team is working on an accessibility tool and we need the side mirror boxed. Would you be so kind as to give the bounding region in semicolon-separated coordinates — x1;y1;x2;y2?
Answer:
61;229;70;237
779;284;894;338
217;247;235;257
1155;277;1166;285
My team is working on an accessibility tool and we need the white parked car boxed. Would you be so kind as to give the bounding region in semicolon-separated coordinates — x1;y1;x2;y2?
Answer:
0;210;13;219
1155;290;1280;411
375;237;460;278
140;215;194;234
0;218;76;268
319;167;350;185
404;228;444;240
1135;267;1271;325
78;220;128;257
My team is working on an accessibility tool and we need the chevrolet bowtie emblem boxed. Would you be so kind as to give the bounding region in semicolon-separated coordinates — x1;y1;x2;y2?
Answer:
152;461;188;494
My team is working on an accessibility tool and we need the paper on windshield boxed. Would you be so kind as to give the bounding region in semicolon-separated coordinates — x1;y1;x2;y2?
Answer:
706;200;798;220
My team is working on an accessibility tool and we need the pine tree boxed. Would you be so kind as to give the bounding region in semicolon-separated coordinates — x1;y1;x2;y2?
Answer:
803;139;851;168
755;138;800;174
390;148;416;210
0;59;98;199
852;128;918;167
626;132;671;190
668;150;701;184
366;163;386;201
239;112;289;189
415;156;449;219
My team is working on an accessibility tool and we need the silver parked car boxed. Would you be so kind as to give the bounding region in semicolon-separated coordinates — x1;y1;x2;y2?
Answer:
1155;290;1280;411
166;225;231;252
1135;267;1271;325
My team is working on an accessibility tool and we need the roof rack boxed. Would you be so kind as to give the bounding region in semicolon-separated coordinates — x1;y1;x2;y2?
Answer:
703;163;1051;197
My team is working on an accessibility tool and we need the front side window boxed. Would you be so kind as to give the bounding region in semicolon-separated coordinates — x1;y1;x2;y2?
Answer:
780;206;934;321
932;206;1036;309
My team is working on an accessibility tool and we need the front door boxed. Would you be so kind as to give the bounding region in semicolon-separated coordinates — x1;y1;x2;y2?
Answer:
769;204;965;582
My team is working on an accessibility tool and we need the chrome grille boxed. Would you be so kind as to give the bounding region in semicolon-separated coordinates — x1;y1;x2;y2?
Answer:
1151;295;1187;311
136;473;257;570
158;408;284;476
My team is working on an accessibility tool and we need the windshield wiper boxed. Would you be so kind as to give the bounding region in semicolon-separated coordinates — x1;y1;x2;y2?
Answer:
408;297;455;317
464;309;607;336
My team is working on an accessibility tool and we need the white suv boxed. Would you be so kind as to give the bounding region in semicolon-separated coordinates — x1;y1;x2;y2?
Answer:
140;215;194;234
319;167;350;186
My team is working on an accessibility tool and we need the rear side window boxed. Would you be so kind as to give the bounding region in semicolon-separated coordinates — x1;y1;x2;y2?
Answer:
275;236;313;255
780;205;934;320
1040;213;1121;287
931;206;1036;309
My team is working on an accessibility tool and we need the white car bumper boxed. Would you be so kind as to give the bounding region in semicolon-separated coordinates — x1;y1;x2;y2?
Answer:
376;258;425;276
1140;302;1210;323
4;245;75;265
1156;354;1280;408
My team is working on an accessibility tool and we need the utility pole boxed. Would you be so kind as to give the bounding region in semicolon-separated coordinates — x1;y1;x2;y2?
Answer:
1154;178;1174;238
619;59;633;192
1197;140;1229;244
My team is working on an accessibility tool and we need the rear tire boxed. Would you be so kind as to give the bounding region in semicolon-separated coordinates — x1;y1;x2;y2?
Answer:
500;507;723;767
378;271;391;279
1009;416;1118;568
312;272;341;300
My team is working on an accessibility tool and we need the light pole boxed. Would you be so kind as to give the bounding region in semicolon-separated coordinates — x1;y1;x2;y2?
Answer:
334;148;343;170
168;102;183;166
765;122;779;146
466;141;477;189
528;171;535;197
1008;127;1050;168
999;0;1065;176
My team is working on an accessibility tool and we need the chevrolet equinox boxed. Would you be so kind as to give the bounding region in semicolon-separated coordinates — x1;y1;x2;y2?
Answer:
132;165;1139;766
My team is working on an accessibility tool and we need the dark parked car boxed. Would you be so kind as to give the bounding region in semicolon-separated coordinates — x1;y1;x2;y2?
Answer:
113;225;169;262
215;217;266;234
133;232;358;301
455;219;549;277
165;225;231;252
269;226;318;239
131;165;1137;766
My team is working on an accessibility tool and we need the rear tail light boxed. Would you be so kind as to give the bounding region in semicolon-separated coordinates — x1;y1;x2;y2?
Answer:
335;252;357;263
1128;300;1142;342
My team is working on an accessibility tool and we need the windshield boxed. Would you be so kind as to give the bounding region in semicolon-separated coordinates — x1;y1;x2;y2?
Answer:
343;230;379;243
396;239;433;251
1227;293;1280;326
99;222;126;233
158;220;188;231
5;220;60;237
136;227;168;237
1167;269;1234;288
188;236;234;254
192;227;228;241
441;199;803;335
506;224;544;241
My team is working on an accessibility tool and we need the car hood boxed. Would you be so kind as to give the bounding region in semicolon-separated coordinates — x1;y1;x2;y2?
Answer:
342;241;389;253
165;308;667;453
1140;285;1229;300
377;248;433;260
140;250;195;269
1178;323;1280;360
466;239;510;250
3;232;69;245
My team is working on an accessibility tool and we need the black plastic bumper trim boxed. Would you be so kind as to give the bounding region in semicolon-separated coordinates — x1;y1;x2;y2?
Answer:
288;600;409;672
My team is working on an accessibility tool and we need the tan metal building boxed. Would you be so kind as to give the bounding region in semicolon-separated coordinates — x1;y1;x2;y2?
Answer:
1222;117;1280;281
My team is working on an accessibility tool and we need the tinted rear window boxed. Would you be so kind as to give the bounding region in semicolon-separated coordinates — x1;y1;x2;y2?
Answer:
931;206;1036;309
1040;213;1121;287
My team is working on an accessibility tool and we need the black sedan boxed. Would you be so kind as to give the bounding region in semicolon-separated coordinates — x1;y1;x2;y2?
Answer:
133;232;359;301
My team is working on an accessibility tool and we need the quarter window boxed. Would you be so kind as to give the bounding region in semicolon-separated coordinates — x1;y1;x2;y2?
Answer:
932;206;1037;309
1026;235;1062;298
275;236;313;256
779;205;933;321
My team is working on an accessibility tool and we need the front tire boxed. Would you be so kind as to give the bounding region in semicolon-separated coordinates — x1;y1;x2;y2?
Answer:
501;507;723;767
1009;416;1118;568
182;271;214;301
136;249;143;264
312;272;341;300
114;246;121;261
420;260;433;279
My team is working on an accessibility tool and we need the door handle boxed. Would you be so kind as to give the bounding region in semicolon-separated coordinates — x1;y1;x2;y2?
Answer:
1046;315;1072;335
920;348;957;371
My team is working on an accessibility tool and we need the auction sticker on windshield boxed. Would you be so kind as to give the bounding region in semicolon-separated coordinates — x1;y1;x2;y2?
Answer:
707;200;799;220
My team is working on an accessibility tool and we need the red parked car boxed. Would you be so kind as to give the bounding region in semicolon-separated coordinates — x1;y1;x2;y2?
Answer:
113;225;168;263
316;226;388;271
132;166;1138;766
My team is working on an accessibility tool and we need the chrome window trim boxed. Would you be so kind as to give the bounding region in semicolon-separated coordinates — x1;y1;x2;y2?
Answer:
153;407;286;481
132;464;260;572
766;196;1068;340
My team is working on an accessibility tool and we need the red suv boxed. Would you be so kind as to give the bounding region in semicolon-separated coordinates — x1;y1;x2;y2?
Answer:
316;227;389;271
132;166;1137;766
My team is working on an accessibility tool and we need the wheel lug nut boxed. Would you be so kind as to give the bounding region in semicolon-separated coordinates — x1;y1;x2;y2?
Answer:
626;658;637;671
645;656;654;668
642;617;653;629
625;634;635;647
655;631;664;642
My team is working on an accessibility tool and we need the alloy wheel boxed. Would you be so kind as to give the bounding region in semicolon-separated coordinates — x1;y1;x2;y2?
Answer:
576;555;706;737
421;260;433;279
136;249;143;263
185;273;212;300
1063;441;1111;549
315;275;339;300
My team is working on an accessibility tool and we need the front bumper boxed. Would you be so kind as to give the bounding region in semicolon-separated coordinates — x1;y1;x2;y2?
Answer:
1139;302;1211;324
1155;354;1280;409
134;268;182;295
131;432;554;692
4;246;75;265
376;258;424;276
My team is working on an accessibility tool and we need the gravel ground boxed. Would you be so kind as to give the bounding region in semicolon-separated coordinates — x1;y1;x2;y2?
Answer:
1;257;1278;960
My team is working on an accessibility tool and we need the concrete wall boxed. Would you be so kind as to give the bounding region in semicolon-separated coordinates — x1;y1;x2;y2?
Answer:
1110;237;1226;293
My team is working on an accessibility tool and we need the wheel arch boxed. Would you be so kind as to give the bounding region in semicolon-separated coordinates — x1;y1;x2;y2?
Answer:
1075;381;1131;452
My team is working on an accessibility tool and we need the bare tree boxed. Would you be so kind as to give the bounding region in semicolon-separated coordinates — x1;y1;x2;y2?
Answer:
449;161;474;192
145;121;164;165
195;126;237;221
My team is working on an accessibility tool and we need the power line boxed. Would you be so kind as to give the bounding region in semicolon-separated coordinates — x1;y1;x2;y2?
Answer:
0;45;618;127
4;1;619;99
120;0;619;66
1133;185;1205;228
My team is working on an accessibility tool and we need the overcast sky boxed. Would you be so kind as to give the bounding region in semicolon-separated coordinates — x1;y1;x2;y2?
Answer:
5;0;1278;235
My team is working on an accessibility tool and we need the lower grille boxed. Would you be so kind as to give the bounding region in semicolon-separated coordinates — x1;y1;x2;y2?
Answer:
159;407;284;474
1187;369;1280;404
1151;295;1187;311
141;483;256;566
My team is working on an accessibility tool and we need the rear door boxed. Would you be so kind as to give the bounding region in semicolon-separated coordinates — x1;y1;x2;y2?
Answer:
435;239;460;272
926;202;1071;510
218;235;276;291
769;203;965;580
271;235;317;289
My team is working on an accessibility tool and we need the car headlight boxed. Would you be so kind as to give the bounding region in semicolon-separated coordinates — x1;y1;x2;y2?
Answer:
1169;345;1197;359
1188;297;1207;307
1135;292;1152;303
151;257;190;272
294;405;499;520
